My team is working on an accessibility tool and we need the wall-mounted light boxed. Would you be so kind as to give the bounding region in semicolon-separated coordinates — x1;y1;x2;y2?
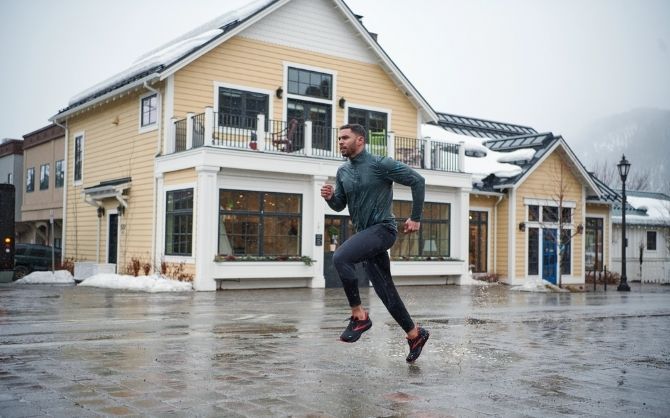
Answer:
338;97;346;108
117;204;126;216
275;87;283;99
576;223;584;234
97;206;105;218
518;222;526;232
111;116;120;126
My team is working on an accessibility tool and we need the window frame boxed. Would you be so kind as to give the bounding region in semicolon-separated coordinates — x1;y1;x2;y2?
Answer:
287;66;333;100
26;167;35;192
39;163;50;190
391;200;451;259
214;82;272;131
55;160;64;188
73;132;84;186
646;230;657;251
139;92;159;132
164;188;194;257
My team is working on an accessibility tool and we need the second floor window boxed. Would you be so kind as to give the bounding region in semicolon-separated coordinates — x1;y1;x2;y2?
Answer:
40;164;49;190
26;168;35;192
218;87;269;130
288;67;332;99
55;160;64;188
74;134;83;183
141;94;158;127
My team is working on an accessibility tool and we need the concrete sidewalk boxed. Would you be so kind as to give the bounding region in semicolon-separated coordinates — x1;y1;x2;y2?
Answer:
1;282;669;417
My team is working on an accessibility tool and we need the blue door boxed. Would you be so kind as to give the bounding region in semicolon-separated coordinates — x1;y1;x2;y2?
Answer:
542;228;557;284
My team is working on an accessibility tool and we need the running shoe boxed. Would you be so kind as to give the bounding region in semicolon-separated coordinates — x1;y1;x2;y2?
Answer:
340;313;372;343
406;327;430;362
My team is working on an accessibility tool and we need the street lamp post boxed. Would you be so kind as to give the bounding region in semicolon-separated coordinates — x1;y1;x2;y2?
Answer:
617;155;631;292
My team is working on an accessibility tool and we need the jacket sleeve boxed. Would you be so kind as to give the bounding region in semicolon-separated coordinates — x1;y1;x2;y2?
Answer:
382;158;425;221
326;171;347;212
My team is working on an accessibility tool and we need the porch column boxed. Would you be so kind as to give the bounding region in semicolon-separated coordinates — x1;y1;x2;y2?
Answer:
455;190;470;284
204;107;214;146
186;112;194;150
423;139;432;170
309;175;328;288
167;117;177;154
304;120;313;156
194;165;219;291
388;132;395;160
458;141;465;172
256;114;266;151
154;172;164;267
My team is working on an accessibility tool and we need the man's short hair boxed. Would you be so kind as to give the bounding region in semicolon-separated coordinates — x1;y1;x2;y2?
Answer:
339;123;367;140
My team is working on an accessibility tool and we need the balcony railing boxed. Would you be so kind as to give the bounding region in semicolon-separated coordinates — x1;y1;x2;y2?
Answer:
170;108;464;172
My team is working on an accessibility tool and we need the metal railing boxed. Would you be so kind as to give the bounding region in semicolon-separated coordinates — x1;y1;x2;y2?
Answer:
169;110;462;172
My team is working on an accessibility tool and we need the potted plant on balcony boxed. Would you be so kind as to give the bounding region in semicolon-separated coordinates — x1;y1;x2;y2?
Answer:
327;225;339;252
249;132;258;150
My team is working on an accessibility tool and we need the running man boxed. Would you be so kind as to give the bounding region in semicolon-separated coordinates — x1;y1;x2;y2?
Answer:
320;123;430;363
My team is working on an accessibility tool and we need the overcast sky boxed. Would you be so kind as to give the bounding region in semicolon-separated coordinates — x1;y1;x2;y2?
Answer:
1;0;669;144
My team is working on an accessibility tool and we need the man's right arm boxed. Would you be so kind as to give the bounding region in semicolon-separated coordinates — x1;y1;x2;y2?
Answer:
323;175;346;211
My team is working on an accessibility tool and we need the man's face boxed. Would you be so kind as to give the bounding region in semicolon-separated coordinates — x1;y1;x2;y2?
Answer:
338;128;363;158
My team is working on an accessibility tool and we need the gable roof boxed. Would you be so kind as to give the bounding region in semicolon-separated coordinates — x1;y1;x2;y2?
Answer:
436;112;537;139
51;0;437;123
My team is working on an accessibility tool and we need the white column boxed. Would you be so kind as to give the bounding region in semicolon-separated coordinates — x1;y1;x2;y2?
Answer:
309;175;328;288
186;112;194;150
204;107;214;146
423;139;432;170
194;165;219;291
256;114;266;151
388;132;395;159
154;173;165;267
455;190;470;284
458;141;466;172
304;120;313;156
167;117;177;154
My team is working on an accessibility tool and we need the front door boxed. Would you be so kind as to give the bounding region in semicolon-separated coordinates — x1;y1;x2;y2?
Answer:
542;228;557;284
108;213;118;265
287;99;332;151
468;210;488;272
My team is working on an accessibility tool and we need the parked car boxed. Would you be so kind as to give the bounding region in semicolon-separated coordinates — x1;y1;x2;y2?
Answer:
14;243;61;280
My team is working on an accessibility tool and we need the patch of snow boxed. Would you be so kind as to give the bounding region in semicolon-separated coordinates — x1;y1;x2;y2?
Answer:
496;148;535;163
460;270;492;286
511;277;567;292
15;270;75;284
78;274;192;293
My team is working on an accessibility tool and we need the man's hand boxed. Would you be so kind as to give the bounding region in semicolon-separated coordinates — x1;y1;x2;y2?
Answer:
320;184;334;201
403;219;420;233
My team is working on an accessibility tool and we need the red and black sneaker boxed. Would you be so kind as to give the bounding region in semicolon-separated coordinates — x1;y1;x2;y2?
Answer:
406;327;430;363
340;313;372;343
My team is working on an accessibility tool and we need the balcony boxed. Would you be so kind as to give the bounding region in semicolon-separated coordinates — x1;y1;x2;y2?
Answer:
169;108;464;172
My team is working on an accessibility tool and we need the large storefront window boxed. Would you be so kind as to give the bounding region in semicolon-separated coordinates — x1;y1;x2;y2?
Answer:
391;201;450;259
219;190;302;256
469;211;488;272
585;217;604;270
165;189;193;256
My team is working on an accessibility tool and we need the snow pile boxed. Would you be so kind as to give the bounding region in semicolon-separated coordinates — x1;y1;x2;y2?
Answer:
15;270;75;284
460;270;492;286
618;195;670;226
512;278;567;293
421;124;535;184
78;274;192;293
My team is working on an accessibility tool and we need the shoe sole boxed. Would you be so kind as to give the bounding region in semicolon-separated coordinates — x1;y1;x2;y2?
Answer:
406;332;430;362
339;322;372;343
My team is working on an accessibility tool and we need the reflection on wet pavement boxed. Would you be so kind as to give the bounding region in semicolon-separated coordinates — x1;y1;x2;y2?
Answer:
1;283;669;417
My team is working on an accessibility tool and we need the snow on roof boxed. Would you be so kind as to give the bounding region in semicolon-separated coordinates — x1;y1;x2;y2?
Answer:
614;194;670;225
421;124;536;184
68;0;276;106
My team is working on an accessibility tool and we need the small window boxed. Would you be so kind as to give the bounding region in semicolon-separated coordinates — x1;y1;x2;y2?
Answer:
26;168;35;192
287;67;332;99
542;206;558;223
40;164;49;190
561;207;572;223
647;231;657;251
141;94;158;127
74;134;84;183
217;87;269;130
55;160;64;188
165;189;193;256
528;205;539;221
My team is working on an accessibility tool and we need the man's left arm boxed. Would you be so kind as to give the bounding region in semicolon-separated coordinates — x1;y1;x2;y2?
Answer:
383;159;425;228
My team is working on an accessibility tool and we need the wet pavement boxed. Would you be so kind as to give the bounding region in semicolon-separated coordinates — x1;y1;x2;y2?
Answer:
1;282;669;418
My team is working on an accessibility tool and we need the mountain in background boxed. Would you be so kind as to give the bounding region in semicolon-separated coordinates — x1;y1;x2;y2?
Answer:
568;107;670;193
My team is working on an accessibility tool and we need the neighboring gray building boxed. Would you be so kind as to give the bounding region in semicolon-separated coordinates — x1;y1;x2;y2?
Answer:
0;138;24;221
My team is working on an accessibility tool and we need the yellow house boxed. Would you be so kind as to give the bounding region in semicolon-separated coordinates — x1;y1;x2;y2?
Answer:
432;114;618;286
50;0;473;290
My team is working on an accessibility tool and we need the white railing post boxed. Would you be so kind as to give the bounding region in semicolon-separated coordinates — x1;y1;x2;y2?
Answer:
304;120;313;156
423;139;432;170
169;117;177;154
204;107;214;146
388;132;395;159
458;141;466;172
256;114;266;151
186;112;194;150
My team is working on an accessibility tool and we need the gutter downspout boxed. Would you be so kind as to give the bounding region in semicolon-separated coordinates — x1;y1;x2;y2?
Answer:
53;120;68;264
493;193;504;277
144;81;161;270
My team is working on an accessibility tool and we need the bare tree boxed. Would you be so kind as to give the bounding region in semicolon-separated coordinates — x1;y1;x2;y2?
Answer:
590;159;651;191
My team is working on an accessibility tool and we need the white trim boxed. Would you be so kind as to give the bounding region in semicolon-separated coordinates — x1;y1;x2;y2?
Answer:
138;92;159;133
160;183;196;261
469;206;492;273
213;81;275;124
72;131;85;187
645;230;659;253
345;102;393;132
282;62;338;126
163;75;175;155
508;188;516;282
524;198;577;208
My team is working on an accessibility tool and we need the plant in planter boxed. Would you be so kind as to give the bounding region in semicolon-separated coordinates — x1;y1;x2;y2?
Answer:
327;225;339;251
